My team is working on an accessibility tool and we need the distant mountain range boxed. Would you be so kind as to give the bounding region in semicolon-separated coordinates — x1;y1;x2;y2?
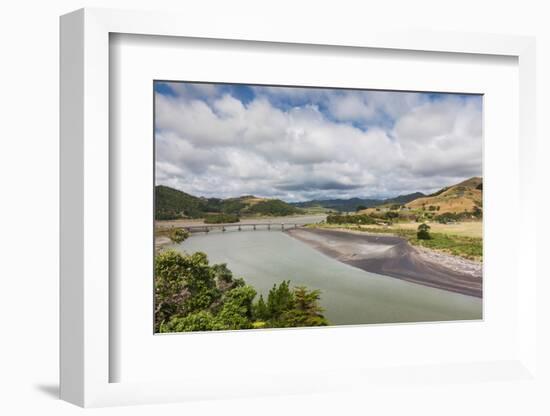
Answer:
155;177;482;220
290;192;425;212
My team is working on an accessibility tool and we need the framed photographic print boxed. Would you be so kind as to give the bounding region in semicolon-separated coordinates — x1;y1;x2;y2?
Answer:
60;8;538;408
153;81;483;334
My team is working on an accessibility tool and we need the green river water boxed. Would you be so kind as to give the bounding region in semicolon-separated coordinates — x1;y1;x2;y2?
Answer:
169;230;482;326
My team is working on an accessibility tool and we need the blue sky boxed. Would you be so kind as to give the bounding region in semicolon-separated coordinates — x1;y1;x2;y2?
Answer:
154;81;482;201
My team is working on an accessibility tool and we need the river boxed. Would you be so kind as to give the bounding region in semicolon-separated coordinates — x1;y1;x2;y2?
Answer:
168;229;482;326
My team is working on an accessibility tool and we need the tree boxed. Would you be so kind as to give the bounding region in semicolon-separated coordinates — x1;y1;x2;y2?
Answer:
279;286;329;327
267;280;294;321
155;251;330;333
214;285;257;330
356;205;367;212
253;295;269;321
417;223;431;240
473;205;482;218
169;228;190;243
154;250;220;331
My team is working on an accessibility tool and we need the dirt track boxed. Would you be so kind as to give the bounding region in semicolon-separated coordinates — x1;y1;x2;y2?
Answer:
286;228;482;298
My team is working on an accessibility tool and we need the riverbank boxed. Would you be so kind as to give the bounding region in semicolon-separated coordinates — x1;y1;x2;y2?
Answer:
155;214;327;251
156;214;326;229
286;228;482;298
308;222;482;261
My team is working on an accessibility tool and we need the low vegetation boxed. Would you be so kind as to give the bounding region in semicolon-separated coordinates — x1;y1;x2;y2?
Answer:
169;228;190;244
326;213;378;225
155;250;328;332
245;199;300;216
204;213;240;224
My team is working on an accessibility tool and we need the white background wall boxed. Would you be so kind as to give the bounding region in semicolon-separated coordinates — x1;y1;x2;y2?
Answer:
0;1;548;415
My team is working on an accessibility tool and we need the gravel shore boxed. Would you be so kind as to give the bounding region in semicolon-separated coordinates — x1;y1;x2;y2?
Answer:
286;228;482;298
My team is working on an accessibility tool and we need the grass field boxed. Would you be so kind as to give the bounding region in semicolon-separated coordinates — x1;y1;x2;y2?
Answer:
368;221;482;238
309;221;483;261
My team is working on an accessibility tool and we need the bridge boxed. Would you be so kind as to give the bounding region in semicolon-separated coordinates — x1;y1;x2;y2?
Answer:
181;223;305;233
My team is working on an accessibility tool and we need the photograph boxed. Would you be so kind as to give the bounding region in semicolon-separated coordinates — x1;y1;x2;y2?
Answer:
153;81;483;333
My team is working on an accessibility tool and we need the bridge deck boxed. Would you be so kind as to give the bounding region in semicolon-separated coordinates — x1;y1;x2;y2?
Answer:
182;223;304;233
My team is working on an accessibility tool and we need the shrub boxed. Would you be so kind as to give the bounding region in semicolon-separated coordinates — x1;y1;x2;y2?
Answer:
417;223;431;240
326;214;377;225
169;228;190;243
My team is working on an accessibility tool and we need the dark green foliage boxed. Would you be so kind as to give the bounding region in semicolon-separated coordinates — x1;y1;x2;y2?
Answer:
155;185;299;219
473;206;483;218
246;199;299;216
155;185;206;219
169;228;190;243
256;281;329;328
155;251;328;332
355;205;367;212
219;199;247;214
253;295;269;321
204;213;240;224
160;311;217;332
384;211;399;220
278;286;328;328
266;280;294;321
214;285;257;330
434;210;481;223
435;212;460;223
326;214;377;225
154;250;221;331
417;223;431;240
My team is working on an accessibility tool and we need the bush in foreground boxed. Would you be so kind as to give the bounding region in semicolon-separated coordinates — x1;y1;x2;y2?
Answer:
155;250;328;332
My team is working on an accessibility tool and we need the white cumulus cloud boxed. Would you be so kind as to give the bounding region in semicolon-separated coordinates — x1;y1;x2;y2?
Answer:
154;82;482;201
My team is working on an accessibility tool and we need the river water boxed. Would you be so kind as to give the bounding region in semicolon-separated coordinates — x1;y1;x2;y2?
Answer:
169;229;482;326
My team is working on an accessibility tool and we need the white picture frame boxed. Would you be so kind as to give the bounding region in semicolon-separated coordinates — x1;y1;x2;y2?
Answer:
60;7;538;407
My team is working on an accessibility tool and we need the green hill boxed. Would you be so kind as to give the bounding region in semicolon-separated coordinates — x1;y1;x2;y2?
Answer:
405;177;482;214
155;186;300;220
155;185;207;219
